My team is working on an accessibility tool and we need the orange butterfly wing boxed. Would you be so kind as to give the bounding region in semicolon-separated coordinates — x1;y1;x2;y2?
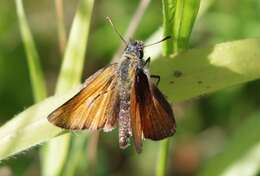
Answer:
48;64;119;131
130;79;143;152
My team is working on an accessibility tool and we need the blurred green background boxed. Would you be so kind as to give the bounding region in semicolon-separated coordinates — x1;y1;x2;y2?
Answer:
0;0;260;175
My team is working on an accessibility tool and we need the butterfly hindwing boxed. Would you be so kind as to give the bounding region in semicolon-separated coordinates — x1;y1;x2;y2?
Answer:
131;68;176;152
130;68;154;152
143;82;176;140
48;64;119;131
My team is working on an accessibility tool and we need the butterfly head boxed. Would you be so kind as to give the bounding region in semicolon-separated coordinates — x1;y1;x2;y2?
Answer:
106;16;170;60
124;40;144;59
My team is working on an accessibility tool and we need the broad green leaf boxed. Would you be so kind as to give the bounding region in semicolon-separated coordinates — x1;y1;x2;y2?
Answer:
198;112;260;176
0;86;80;160
41;0;94;175
0;38;260;163
151;38;260;102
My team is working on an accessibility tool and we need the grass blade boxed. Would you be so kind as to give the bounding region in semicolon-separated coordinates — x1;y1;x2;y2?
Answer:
15;0;47;102
162;0;200;54
55;0;94;92
55;0;67;54
162;0;175;56
173;0;200;52
41;0;94;175
63;135;88;176
0;87;80;160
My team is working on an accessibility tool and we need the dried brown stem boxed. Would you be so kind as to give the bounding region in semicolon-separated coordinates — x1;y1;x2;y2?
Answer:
55;0;67;55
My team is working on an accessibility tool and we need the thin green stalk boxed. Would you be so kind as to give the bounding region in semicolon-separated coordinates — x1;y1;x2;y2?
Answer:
156;139;170;176
162;0;175;56
173;0;200;52
40;1;67;174
63;135;88;176
15;0;47;102
41;0;94;175
158;1;200;175
55;0;67;54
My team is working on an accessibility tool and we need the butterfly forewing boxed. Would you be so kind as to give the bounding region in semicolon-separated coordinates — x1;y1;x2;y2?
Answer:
48;64;119;131
130;73;143;153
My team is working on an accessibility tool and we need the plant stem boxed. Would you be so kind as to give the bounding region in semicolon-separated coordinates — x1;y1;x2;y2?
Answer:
162;0;175;56
156;139;170;176
42;0;95;175
87;131;100;176
111;0;151;62
55;0;67;55
158;0;201;175
173;0;200;52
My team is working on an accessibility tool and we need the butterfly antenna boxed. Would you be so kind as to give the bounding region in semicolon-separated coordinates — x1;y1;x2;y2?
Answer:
144;36;171;47
106;16;127;44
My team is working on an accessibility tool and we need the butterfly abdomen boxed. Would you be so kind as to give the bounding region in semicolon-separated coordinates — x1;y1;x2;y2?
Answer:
118;54;140;148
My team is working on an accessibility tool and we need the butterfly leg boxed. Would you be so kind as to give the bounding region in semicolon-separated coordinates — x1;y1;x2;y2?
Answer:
144;57;160;85
144;57;151;67
151;75;160;86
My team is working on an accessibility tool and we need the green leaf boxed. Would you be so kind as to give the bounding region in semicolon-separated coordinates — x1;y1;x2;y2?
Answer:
198;112;260;176
55;0;94;93
1;38;260;164
150;38;260;102
162;0;176;55
41;0;94;175
15;0;47;102
0;87;80;160
173;0;200;52
162;0;200;55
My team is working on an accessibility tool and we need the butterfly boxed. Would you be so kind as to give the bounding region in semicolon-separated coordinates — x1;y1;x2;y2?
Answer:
48;17;176;153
